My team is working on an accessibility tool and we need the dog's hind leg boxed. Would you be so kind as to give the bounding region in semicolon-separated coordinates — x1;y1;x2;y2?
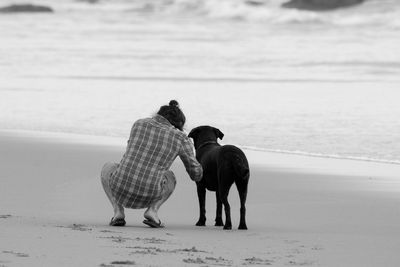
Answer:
219;180;234;230
195;184;207;226
236;180;248;230
215;192;224;226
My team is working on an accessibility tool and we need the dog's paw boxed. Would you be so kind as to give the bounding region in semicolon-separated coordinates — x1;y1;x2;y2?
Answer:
238;224;248;230
195;220;206;226
223;224;232;230
214;218;224;227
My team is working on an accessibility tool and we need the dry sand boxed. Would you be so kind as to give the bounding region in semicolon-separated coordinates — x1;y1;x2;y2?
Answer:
0;130;400;267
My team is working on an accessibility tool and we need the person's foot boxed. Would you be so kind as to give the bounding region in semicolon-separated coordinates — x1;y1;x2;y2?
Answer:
143;218;165;228
109;217;126;226
143;209;164;228
144;207;160;225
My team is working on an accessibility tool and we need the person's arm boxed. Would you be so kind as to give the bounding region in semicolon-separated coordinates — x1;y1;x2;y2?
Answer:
179;136;203;182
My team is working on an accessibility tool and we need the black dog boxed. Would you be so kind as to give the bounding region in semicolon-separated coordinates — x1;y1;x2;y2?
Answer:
188;126;250;230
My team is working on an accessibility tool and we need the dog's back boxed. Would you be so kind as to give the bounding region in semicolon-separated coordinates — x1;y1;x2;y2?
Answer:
218;145;250;182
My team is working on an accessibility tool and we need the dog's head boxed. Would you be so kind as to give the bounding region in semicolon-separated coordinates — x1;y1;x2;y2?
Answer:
188;126;224;149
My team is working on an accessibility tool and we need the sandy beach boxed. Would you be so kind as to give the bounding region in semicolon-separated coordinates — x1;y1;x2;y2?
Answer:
0;130;399;267
1;0;400;266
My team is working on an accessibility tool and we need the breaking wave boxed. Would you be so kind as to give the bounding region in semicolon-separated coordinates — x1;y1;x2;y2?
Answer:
109;0;400;28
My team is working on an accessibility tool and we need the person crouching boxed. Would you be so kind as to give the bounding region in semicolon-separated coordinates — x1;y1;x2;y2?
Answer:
101;100;203;228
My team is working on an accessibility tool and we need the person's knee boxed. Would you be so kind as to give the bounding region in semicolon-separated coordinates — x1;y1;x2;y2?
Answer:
166;171;177;188
101;162;118;186
163;171;176;193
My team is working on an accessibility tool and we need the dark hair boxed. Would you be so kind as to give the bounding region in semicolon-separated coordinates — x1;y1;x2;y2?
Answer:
157;100;186;131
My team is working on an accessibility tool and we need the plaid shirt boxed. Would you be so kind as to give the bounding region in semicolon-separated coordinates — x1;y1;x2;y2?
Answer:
110;115;203;209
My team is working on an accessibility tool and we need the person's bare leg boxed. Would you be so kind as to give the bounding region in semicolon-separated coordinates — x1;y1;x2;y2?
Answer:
101;162;125;220
144;171;176;223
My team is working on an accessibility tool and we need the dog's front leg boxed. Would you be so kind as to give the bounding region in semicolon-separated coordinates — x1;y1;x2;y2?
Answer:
215;192;223;226
195;183;206;226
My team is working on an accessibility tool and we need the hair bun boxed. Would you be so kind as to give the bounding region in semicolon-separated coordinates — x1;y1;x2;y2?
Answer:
169;100;179;107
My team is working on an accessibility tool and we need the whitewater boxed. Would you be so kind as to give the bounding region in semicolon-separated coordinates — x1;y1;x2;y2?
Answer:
0;0;399;164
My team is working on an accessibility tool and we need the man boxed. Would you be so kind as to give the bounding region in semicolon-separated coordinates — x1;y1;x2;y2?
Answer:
101;100;202;228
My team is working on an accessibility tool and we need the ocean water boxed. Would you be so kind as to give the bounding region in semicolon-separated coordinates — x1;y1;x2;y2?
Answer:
1;0;400;164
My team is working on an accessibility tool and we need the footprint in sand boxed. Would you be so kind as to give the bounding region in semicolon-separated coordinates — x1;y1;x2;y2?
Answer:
99;230;122;234
287;260;315;266
128;245;208;255
99;236;167;244
183;257;206;264
69;224;92;231
183;256;232;266
134;237;166;244
99;260;135;266
244;257;274;265
311;245;323;251
2;250;29;258
128;246;159;255
57;224;92;232
176;246;207;253
100;236;133;243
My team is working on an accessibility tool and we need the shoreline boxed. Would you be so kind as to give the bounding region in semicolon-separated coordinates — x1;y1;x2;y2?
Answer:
2;128;399;168
1;129;400;266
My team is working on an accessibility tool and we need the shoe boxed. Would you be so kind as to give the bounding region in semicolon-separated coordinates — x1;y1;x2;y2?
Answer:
143;218;164;228
109;217;126;226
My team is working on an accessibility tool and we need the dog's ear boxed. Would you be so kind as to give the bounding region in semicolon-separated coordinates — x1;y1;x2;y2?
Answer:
213;127;224;140
188;128;198;139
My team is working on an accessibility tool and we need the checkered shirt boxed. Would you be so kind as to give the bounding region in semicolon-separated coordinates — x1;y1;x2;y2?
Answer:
110;115;203;209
